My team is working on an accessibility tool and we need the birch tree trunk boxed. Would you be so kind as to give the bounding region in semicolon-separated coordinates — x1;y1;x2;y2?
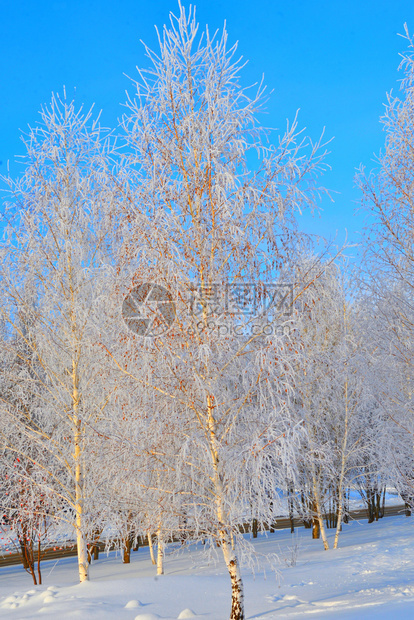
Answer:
311;474;329;550
70;238;89;583
123;538;132;564
221;536;244;620
73;389;89;582
333;497;344;549
207;396;245;620
148;531;156;565
156;526;164;575
334;371;350;550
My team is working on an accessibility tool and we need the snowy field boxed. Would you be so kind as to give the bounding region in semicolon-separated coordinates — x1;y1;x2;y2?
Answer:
1;514;414;619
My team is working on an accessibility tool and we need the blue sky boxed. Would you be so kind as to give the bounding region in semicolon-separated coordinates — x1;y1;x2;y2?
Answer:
1;0;414;256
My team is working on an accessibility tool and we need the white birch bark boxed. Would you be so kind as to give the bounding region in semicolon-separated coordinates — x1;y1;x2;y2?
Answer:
148;531;156;565
311;470;329;551
156;528;164;576
206;396;245;620
221;537;244;620
334;320;350;550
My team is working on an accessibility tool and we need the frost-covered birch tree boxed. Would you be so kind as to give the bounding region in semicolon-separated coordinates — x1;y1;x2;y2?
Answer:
357;28;414;506
104;4;328;618
0;94;119;583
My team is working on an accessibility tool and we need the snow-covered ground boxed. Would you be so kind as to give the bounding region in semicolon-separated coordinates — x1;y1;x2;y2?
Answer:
1;513;414;619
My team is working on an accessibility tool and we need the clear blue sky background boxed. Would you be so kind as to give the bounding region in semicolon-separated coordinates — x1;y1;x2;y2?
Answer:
2;0;414;257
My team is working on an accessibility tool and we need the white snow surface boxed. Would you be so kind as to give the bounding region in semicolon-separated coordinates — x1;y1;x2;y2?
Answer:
1;514;414;618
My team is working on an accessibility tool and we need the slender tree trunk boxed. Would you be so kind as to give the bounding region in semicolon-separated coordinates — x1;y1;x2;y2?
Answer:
312;484;329;550
288;487;295;533
334;500;344;550
19;525;30;570
74;411;88;582
374;490;380;521
179;514;187;545
306;399;329;549
27;558;37;585
22;535;37;585
343;489;349;523
69;247;88;583
312;509;320;539
123;537;132;564
269;499;275;533
148;531;156;565
334;374;349;550
367;487;375;523
221;535;244;620
88;529;101;563
380;486;386;518
133;536;141;552
123;513;134;564
205;393;245;620
252;518;258;539
75;515;89;582
37;538;42;585
156;526;164;575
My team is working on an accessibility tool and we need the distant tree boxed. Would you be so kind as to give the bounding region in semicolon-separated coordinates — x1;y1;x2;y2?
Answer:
0;317;57;584
357;27;414;507
288;260;387;549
